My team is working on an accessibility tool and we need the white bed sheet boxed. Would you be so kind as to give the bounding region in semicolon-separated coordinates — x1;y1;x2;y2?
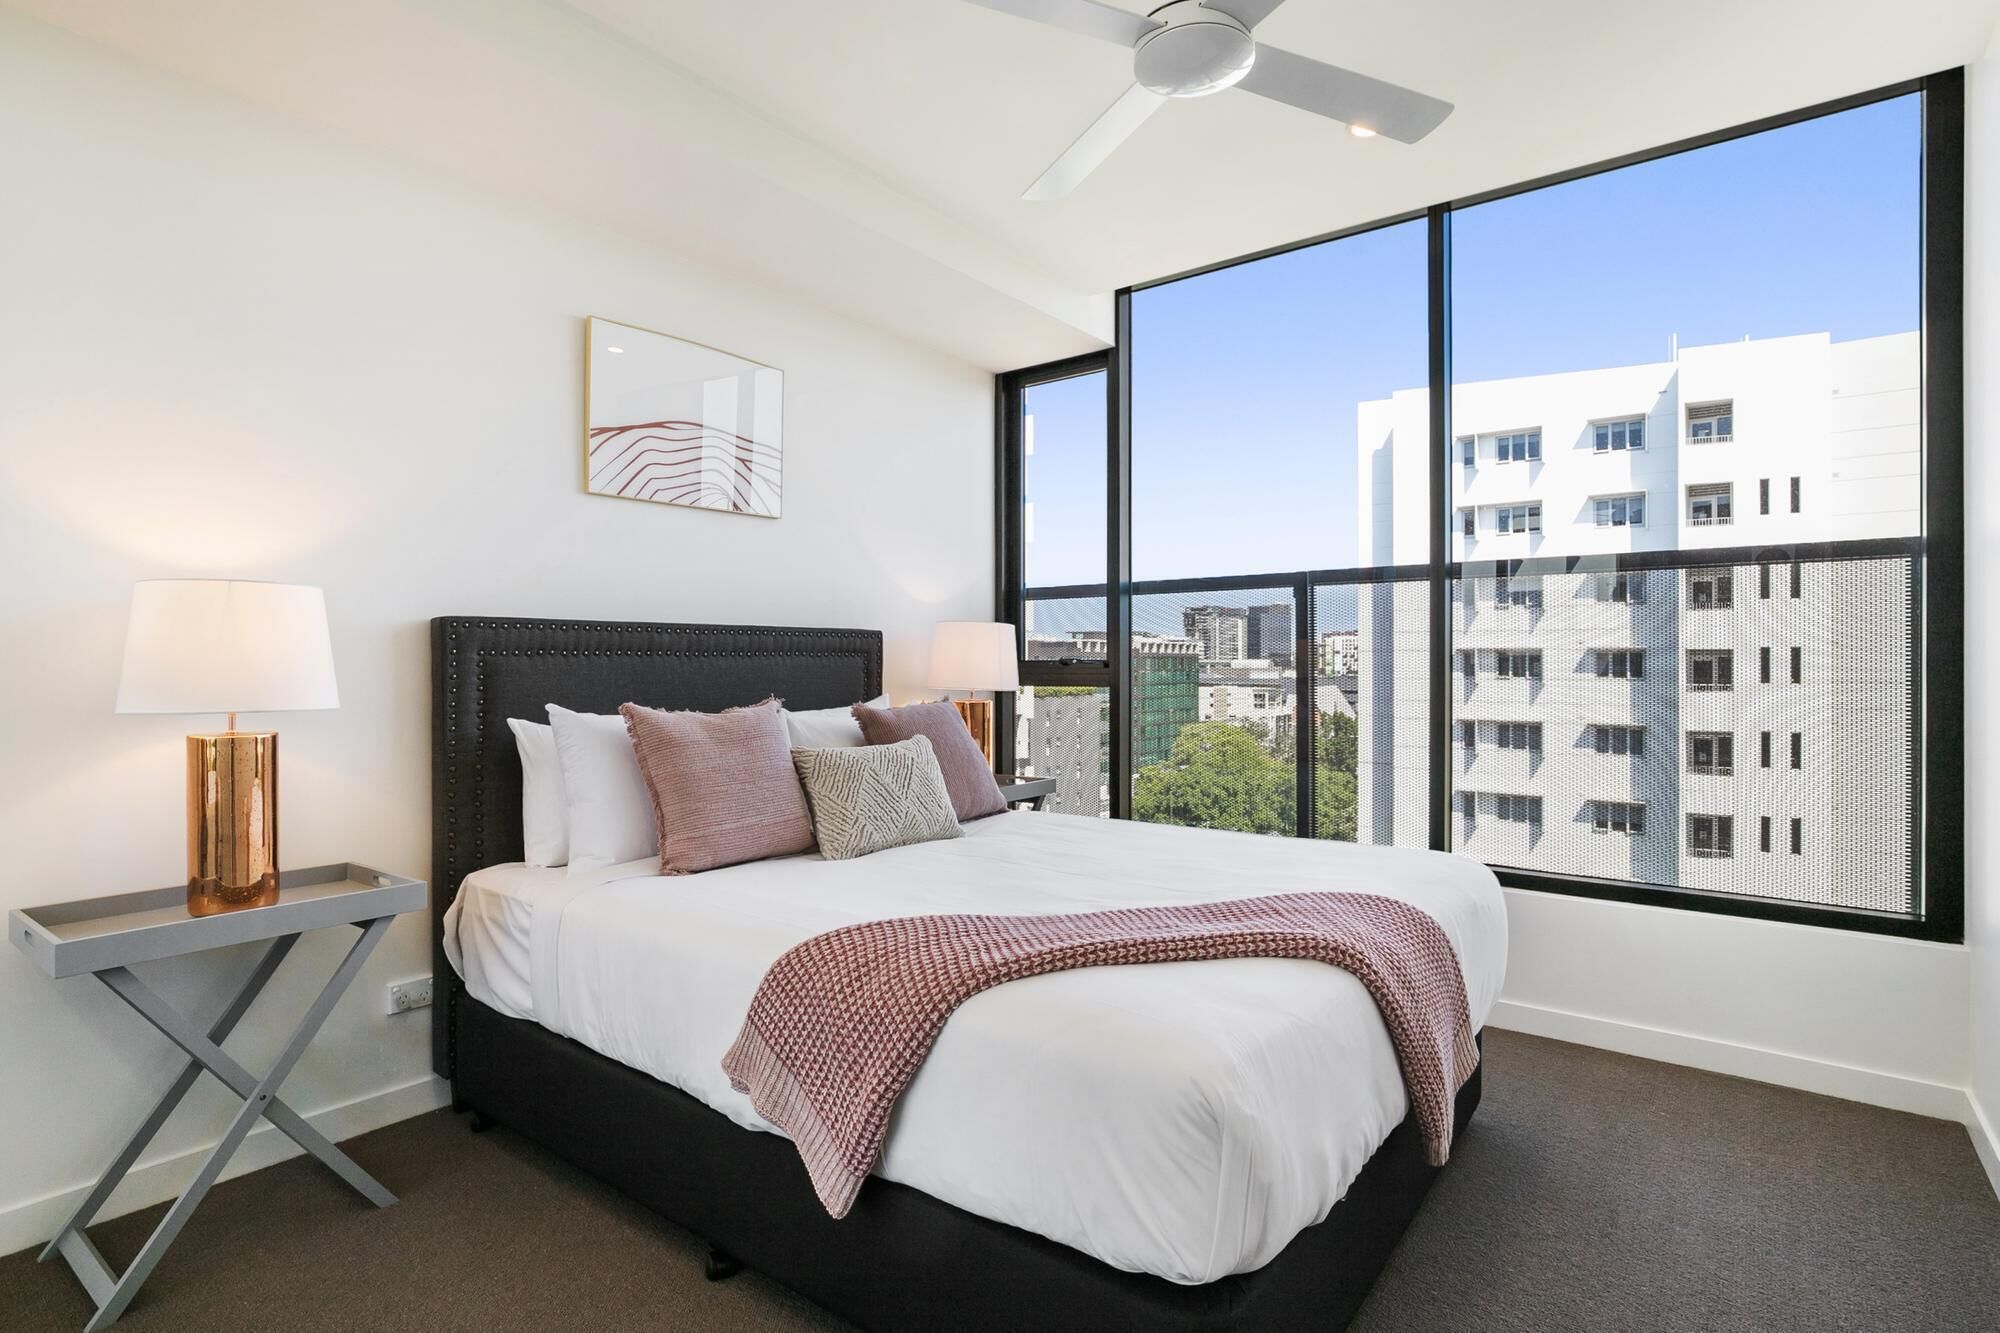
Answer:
443;811;1506;1284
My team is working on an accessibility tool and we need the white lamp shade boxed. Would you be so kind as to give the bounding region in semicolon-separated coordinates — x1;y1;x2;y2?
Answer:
115;580;339;715
926;621;1019;692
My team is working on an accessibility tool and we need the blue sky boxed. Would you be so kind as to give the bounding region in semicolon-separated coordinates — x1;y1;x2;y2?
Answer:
1024;94;1921;637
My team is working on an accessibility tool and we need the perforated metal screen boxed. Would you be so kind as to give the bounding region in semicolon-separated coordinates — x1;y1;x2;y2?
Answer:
1449;556;1917;913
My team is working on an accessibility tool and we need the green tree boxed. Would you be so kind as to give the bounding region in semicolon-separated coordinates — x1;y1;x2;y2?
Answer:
1132;722;1294;835
1315;710;1360;841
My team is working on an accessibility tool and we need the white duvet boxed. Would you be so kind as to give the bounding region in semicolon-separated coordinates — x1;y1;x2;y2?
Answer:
443;811;1506;1284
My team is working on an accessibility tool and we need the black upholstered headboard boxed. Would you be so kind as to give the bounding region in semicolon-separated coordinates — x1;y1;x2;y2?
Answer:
429;616;883;1077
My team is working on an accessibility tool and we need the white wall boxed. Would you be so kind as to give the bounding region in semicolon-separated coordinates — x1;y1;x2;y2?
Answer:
1964;21;2000;1198
0;13;992;1253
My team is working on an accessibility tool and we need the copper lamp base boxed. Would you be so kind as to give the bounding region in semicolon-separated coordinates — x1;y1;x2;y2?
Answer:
951;698;994;767
186;731;279;916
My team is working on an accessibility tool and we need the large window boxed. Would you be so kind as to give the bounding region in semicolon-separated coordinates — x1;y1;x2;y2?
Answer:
999;74;1962;941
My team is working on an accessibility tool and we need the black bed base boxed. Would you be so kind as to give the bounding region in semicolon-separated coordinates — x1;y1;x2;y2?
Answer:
454;995;1481;1333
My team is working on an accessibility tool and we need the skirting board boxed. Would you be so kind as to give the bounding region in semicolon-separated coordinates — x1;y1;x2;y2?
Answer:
1487;999;1970;1122
0;1074;451;1259
1970;1091;2000;1204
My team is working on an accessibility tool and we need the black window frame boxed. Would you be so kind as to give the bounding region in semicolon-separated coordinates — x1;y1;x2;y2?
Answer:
996;71;1964;943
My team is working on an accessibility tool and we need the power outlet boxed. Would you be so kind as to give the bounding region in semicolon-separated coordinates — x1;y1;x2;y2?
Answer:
387;977;434;1015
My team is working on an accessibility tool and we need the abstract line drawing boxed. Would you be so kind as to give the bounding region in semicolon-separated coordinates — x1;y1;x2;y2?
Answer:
584;316;783;518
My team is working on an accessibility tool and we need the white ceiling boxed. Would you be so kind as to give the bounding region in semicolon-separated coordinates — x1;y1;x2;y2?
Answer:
14;0;1999;369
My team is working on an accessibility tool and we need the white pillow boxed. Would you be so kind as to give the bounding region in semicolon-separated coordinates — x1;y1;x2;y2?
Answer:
782;694;889;749
507;718;569;868
546;704;659;873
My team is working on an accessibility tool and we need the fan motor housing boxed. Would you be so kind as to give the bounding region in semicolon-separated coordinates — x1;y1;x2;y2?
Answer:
1134;2;1255;98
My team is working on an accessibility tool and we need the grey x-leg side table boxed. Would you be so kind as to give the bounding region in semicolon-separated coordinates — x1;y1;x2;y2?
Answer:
10;863;426;1331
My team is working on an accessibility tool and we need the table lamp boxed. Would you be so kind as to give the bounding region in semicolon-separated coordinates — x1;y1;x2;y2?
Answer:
927;621;1018;767
115;580;339;916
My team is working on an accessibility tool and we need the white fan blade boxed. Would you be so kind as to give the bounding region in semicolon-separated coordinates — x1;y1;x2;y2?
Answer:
1200;0;1288;29
961;0;1162;47
1023;83;1166;200
1237;44;1453;142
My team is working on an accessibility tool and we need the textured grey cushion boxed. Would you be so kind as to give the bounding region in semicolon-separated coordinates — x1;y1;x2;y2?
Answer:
793;736;964;861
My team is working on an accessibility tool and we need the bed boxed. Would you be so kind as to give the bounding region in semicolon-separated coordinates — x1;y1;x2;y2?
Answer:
432;615;1505;1331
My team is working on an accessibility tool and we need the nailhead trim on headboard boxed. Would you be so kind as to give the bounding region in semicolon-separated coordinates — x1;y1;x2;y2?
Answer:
430;617;884;1079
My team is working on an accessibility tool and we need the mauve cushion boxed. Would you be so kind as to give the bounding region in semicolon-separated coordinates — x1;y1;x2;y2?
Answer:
620;697;815;873
851;700;1007;821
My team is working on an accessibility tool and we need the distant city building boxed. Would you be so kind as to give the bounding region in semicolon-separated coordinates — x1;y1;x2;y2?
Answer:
1015;686;1106;817
1019;631;1199;809
1245;603;1294;667
1318;630;1360;677
1182;605;1248;663
1353;331;1918;909
1133;633;1201;767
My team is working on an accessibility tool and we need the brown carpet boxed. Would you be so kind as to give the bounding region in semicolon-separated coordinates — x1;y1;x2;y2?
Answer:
4;1030;1996;1332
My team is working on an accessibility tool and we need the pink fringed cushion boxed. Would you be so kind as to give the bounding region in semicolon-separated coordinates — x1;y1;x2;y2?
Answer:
851;700;1006;822
620;698;815;873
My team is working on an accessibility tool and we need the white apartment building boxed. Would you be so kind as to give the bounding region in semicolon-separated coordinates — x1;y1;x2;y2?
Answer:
1354;332;1920;911
1319;630;1360;677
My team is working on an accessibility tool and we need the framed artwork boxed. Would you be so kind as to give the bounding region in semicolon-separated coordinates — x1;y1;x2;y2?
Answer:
583;315;783;518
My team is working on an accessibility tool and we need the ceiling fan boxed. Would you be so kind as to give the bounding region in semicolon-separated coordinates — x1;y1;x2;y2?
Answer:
965;0;1453;199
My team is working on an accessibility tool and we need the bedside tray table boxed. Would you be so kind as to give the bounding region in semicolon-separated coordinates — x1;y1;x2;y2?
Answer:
994;773;1058;810
10;863;426;1332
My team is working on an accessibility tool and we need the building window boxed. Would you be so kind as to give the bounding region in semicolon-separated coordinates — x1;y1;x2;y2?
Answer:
1459;790;1478;825
1688;731;1735;776
1461;507;1476;537
1791;561;1802;597
1760;647;1772;684
1791;816;1804;855
1687;649;1734;691
1790;476;1802;513
1761;815;1772;852
1593;418;1645;452
1592;494;1646;528
1791;732;1802;769
1761;730;1772;768
1591;800;1647;835
1688;814;1735;858
1495;502;1541;534
1687;401;1734;443
1687;570;1733;610
1790;646;1802;684
1687;483;1733;526
1007;84;1954;934
1587;571;1647;603
1496;721;1542;752
1495;793;1542;825
1589;723;1645;755
1458;720;1476;750
1494;576;1543;609
1591;648;1644;679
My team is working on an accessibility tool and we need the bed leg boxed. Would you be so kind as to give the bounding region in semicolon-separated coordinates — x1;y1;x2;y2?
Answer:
704;1247;743;1282
467;1110;494;1133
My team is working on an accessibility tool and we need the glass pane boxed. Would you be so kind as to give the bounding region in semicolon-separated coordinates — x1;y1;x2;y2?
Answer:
1449;557;1915;912
1023;590;1110;663
1450;95;1921;561
1012;685;1110;817
1131;220;1428;578
1022;370;1107;659
1130;589;1293;835
1313;576;1430;846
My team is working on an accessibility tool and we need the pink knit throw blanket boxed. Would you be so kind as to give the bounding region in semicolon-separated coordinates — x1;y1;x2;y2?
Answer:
721;892;1478;1218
